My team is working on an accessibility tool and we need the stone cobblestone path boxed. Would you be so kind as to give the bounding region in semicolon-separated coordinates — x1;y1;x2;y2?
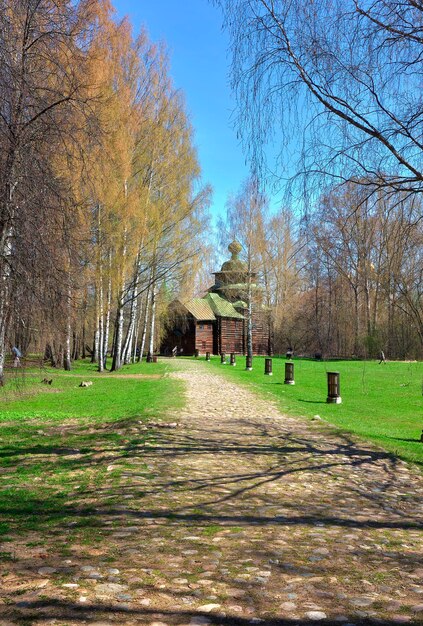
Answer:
1;359;423;625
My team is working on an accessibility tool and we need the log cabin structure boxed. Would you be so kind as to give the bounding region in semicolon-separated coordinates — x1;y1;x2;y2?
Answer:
161;241;272;356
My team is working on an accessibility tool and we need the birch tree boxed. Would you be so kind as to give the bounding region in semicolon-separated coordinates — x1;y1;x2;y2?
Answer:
221;177;269;360
215;0;423;200
0;0;99;381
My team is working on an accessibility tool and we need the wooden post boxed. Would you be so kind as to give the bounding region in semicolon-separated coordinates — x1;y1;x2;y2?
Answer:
206;351;210;361
284;362;295;385
327;371;341;403
264;358;273;376
230;352;236;366
152;355;158;364
220;352;226;364
194;349;199;358
245;355;253;371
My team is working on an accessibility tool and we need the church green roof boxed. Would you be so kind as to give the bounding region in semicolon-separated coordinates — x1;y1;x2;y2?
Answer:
183;298;216;321
232;300;248;309
205;293;245;319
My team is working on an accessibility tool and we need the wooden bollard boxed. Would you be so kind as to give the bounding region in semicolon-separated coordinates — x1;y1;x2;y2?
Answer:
205;351;210;361
220;352;226;364
264;357;273;376
245;355;253;371
230;352;236;366
152;355;158;363
194;349;199;358
284;361;295;385
327;371;341;404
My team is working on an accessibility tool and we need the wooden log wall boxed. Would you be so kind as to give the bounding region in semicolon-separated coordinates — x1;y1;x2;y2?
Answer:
249;310;271;355
219;318;245;354
162;309;272;356
195;322;214;354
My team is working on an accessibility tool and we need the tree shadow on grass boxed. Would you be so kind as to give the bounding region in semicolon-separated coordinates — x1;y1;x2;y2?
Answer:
1;423;421;535
386;436;422;443
1;415;422;625
0;415;421;543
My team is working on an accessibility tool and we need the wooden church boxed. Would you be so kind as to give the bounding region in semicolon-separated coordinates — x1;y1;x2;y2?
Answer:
161;241;272;356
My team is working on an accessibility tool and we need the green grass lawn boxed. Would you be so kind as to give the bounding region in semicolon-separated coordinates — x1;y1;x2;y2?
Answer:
0;354;421;547
206;355;423;467
0;359;182;541
0;359;172;421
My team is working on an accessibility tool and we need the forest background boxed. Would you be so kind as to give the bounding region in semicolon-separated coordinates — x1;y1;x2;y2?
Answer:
0;0;422;384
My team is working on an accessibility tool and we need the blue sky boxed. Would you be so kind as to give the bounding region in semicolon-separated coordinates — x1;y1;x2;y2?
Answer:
112;0;253;223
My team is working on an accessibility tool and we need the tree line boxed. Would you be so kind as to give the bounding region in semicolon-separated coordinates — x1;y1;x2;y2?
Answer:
214;0;422;360
218;176;422;360
1;0;422;378
0;0;209;382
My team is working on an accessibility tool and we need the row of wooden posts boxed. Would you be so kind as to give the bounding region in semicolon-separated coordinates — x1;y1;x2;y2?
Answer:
202;351;342;404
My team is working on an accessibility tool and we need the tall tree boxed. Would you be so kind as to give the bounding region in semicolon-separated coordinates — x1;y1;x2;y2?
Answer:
0;0;99;381
220;177;269;360
307;183;423;357
214;0;423;198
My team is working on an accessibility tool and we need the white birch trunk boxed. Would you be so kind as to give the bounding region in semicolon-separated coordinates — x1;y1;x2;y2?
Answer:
97;206;104;372
121;262;139;364
0;172;17;383
132;302;142;362
0;234;11;382
91;260;99;365
92;327;99;364
92;283;99;365
111;209;128;371
103;260;112;369
98;277;104;372
122;319;135;364
139;284;151;362
122;251;143;364
122;300;136;364
112;302;125;371
121;298;133;363
148;285;157;359
64;281;72;371
0;308;7;384
247;255;253;363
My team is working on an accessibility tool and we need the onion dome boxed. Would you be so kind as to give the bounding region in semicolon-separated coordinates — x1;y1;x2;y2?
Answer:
220;240;247;273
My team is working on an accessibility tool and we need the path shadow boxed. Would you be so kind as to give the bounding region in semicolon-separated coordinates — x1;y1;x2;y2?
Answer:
1;420;421;534
1;402;422;623
6;599;412;625
386;436;422;443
